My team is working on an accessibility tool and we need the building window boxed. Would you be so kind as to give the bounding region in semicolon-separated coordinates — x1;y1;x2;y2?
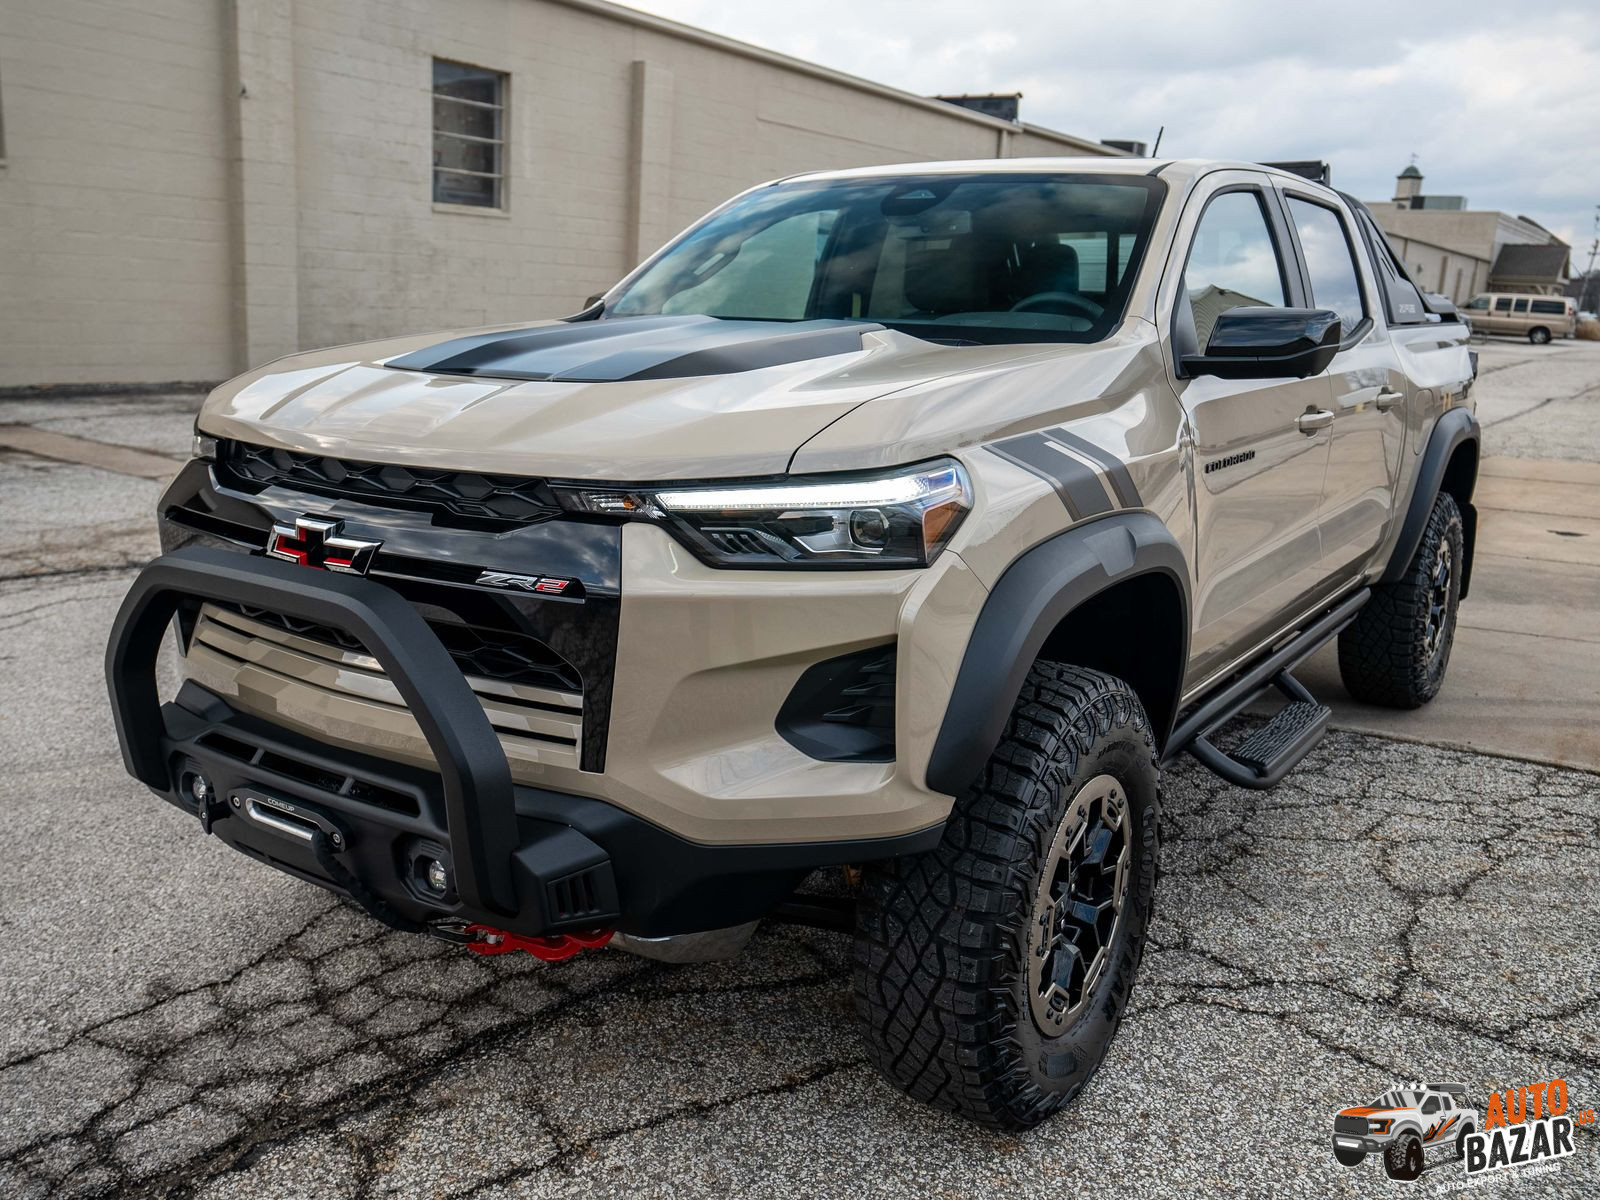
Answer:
432;59;505;208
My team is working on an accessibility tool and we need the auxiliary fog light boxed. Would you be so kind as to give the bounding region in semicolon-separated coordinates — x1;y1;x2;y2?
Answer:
425;859;450;896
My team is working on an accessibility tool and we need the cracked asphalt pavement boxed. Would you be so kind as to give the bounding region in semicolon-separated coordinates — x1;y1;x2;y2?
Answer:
2;341;1598;1197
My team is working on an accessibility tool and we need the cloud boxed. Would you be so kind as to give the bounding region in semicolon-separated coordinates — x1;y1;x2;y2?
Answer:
622;0;1600;252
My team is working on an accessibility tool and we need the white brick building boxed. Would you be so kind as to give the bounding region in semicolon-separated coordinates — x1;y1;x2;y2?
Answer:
0;0;1118;388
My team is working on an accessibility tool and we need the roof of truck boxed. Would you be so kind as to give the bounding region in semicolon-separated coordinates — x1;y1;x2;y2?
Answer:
784;157;1325;190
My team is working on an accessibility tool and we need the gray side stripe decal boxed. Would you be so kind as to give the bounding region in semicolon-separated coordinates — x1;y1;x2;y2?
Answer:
1046;427;1142;509
990;434;1114;520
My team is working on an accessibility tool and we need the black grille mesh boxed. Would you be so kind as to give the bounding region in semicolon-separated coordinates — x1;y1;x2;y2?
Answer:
219;440;562;524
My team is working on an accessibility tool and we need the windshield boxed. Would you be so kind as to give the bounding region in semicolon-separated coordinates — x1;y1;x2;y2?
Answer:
1374;1091;1418;1108
607;173;1166;345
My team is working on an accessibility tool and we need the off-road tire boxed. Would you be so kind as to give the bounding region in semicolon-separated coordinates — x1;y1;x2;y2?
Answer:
1529;326;1551;345
1455;1124;1475;1161
1338;490;1464;708
1384;1132;1425;1181
852;663;1159;1130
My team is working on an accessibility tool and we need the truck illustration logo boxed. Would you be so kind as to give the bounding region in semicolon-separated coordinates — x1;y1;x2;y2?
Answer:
1331;1081;1476;1182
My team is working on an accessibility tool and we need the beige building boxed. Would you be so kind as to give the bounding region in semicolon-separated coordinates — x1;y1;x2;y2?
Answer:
0;0;1119;389
1365;165;1569;302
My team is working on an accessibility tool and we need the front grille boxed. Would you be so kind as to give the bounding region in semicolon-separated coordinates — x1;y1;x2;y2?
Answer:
226;602;581;693
1334;1116;1370;1136
218;439;563;525
186;604;586;778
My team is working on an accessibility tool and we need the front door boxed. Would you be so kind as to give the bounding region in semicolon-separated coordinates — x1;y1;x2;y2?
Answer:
1164;179;1333;691
1280;191;1406;579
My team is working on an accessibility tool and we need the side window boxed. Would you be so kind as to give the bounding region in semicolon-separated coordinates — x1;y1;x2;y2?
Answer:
1494;297;1513;313
1531;299;1566;315
1465;296;1490;310
1422;1097;1441;1114
1286;197;1367;334
1513;298;1529;314
1182;191;1287;347
1057;233;1109;292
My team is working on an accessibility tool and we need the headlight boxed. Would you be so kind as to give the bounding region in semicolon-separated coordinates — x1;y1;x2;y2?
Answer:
1369;1119;1392;1135
191;430;219;460
558;459;972;568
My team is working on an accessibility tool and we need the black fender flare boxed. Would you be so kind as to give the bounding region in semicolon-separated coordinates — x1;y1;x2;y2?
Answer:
1383;406;1480;595
925;512;1190;798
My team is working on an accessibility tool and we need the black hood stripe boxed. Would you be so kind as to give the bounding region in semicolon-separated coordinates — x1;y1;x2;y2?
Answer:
385;315;880;384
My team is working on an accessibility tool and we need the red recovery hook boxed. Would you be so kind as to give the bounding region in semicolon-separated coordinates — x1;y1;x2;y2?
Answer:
463;924;614;961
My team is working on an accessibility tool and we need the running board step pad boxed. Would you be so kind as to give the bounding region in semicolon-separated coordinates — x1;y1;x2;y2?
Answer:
1185;692;1332;790
1230;701;1331;773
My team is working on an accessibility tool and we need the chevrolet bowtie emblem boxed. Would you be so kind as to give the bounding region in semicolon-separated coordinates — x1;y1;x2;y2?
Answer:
267;516;382;575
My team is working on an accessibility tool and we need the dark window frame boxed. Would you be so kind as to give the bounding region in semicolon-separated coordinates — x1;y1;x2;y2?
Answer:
432;58;507;210
1169;181;1302;372
1277;189;1373;348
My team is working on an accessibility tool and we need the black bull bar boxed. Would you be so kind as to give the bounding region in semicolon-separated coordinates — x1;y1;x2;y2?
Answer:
107;545;530;920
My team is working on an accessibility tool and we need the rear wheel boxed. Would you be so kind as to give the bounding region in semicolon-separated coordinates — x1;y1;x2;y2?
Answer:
852;663;1159;1130
1529;326;1551;344
1384;1132;1425;1181
1338;491;1464;708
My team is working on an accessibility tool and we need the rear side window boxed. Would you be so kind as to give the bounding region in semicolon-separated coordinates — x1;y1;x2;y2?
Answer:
1182;191;1287;347
1531;299;1567;315
1286;197;1366;335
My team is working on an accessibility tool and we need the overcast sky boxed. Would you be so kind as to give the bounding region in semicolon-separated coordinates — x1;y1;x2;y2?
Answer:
623;0;1600;258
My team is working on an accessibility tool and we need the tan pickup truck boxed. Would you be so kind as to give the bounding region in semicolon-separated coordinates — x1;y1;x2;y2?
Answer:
108;157;1478;1129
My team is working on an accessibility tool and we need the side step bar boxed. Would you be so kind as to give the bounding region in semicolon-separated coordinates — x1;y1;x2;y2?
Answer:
1165;589;1369;789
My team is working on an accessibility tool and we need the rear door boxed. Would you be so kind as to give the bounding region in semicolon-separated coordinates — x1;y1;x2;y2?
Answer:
1278;189;1407;580
1161;173;1333;690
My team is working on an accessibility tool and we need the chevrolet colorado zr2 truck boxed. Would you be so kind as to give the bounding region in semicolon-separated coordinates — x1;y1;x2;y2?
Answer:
1334;1082;1477;1180
107;158;1479;1130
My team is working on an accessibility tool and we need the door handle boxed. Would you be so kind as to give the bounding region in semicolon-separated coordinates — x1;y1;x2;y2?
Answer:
1375;388;1405;411
1296;409;1334;435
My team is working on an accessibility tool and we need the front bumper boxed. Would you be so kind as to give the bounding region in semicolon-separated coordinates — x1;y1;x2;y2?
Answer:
107;547;942;937
1332;1134;1382;1153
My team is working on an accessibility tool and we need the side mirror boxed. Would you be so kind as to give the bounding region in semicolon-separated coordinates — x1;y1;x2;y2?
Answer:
1181;306;1341;380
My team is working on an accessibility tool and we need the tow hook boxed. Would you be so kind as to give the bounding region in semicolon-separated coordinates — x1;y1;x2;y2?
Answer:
463;924;614;960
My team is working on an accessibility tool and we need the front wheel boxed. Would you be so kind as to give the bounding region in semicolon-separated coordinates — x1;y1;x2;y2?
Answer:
852;663;1160;1130
1338;491;1464;708
1332;1140;1367;1167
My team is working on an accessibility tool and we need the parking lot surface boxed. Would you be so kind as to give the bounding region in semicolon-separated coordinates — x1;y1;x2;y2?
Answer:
1;339;1597;1197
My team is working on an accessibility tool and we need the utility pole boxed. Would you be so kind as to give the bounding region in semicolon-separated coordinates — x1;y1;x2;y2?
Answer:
1585;205;1600;313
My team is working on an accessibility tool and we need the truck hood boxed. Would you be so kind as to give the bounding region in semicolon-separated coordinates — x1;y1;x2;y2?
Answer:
199;316;1072;481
